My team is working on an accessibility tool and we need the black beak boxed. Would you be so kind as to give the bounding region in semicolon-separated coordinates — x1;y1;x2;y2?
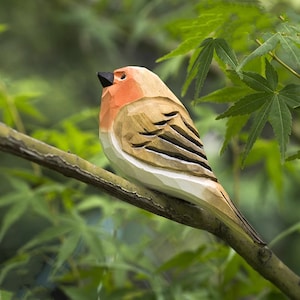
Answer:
97;72;114;87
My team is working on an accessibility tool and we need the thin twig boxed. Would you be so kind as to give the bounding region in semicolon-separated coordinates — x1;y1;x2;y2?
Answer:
255;38;300;80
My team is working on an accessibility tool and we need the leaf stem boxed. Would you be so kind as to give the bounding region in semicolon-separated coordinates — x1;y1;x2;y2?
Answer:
255;39;300;80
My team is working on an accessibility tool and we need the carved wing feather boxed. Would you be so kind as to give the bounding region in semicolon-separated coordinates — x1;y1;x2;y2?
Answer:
113;97;217;181
111;96;265;245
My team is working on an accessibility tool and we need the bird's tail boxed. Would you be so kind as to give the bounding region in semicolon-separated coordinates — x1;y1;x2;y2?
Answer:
216;184;266;245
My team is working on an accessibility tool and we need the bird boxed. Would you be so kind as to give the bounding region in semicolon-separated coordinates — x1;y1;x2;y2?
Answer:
97;66;265;245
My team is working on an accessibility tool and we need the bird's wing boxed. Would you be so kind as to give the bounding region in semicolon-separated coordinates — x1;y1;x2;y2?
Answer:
113;96;217;181
113;96;265;245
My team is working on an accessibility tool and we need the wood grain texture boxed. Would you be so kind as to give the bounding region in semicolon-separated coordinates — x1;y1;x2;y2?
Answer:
114;97;215;179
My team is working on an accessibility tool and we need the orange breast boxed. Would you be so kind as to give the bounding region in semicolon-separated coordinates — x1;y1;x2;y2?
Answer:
99;78;143;131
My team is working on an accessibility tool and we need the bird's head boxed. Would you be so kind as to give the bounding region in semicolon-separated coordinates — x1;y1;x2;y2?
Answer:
97;66;181;131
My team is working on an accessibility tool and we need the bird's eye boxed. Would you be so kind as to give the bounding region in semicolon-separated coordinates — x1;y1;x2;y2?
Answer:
120;73;126;80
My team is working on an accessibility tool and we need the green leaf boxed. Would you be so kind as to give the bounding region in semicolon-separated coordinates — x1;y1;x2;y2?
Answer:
181;49;201;97
242;72;273;92
269;95;292;159
279;84;300;108
156;247;205;273
21;224;71;250
5;176;30;193
0;253;30;285
242;98;273;163
265;142;283;196
279;34;300;69
217;92;267;119
0;289;13;300
182;38;214;97
214;38;238;69
0;24;8;33
237;33;280;71
196;86;251;104
54;232;81;272
245;139;284;196
15;94;45;122
76;196;105;212
278;22;300;44
265;59;278;90
220;115;249;154
82;227;105;259
157;37;202;62
286;150;300;161
157;14;222;62
0;191;24;208
0;200;28;241
269;222;300;247
61;285;99;300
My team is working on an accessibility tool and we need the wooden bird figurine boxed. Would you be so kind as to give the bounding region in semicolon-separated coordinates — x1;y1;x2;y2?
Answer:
98;66;264;245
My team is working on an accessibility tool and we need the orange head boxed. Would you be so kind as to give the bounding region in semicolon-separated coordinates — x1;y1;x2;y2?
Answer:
97;66;182;131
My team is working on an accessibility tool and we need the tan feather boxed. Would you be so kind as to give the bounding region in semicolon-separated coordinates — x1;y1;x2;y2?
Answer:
113;96;265;245
98;66;264;245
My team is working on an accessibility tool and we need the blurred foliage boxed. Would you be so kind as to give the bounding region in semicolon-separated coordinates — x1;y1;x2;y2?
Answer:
0;0;300;299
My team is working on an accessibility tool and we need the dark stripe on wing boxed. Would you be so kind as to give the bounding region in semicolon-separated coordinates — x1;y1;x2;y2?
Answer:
163;111;179;117
158;132;208;161
131;140;151;148
153;120;169;126
182;116;200;138
139;128;163;137
170;124;203;149
144;145;213;174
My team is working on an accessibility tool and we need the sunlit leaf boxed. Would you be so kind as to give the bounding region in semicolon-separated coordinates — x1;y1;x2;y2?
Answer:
157;14;222;62
278;22;300;43
237;33;280;71
279;34;300;69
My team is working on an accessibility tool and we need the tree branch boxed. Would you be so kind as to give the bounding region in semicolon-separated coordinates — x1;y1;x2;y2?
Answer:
0;122;299;299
